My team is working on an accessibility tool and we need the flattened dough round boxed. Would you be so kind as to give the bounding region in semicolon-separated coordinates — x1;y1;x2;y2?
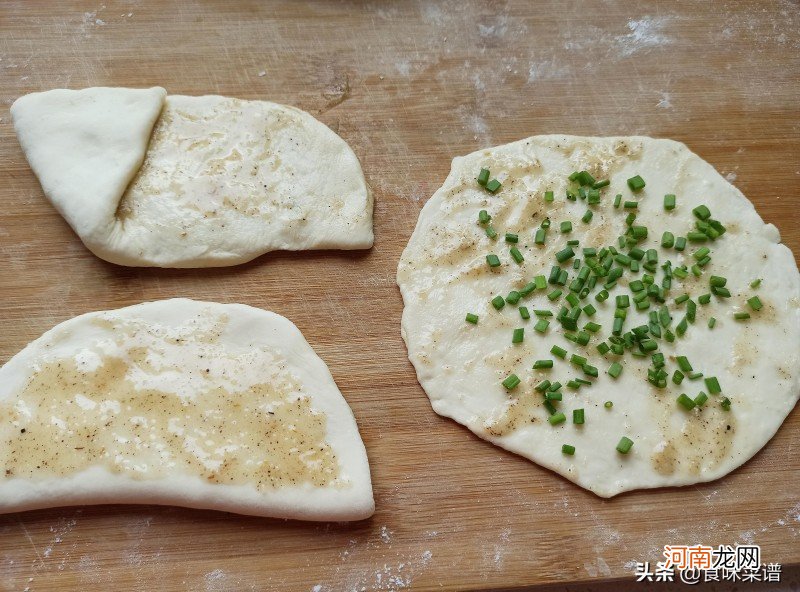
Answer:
0;299;374;520
11;87;373;267
398;135;800;497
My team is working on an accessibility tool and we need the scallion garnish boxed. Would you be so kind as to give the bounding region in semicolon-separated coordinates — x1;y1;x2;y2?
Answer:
616;436;633;453
465;313;478;324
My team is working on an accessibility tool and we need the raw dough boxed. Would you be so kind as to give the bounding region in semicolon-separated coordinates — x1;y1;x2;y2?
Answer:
11;87;373;267
397;135;800;497
0;299;374;520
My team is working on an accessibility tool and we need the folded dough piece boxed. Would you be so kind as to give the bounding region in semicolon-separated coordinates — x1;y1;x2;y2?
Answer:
11;87;373;267
0;299;374;520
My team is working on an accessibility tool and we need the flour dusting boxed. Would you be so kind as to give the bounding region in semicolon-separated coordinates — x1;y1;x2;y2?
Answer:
615;16;675;57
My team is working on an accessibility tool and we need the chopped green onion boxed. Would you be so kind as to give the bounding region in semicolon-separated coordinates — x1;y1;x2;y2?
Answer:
616;436;634;453
560;221;573;234
534;319;550;333
708;317;716;329
512;328;524;343
505;233;519;243
486;179;502;193
465;313;478;324
510;247;524;264
687;231;708;242
674;236;687;251
698;293;711;305
502;374;521;389
478;210;491;224
664;194;676;210
485;225;498;239
694;392;709;407
676;356;693;372
692;205;711;220
604;401;613;409
593;179;610;189
533;359;553;370
477;168;490;186
613;194;622;208
562;444;576;455
570;353;587;367
623;200;638;209
549;412;566;425
547;289;562;301
677;393;696;410
582;209;593;223
705;376;721;394
551;345;567;359
545;390;562;401
506;291;521;304
607;362;623;378
721;397;732;411
491;295;505;310
661;231;675;248
627;175;646;192
544;190;554;202
555;247;575;263
486;254;501;267
534;228;546;245
750;278;762;289
747;296;763;311
519;306;530;320
734;312;751;320
573;409;585;424
534;309;553;317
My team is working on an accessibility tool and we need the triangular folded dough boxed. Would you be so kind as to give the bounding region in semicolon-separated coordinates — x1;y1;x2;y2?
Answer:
10;87;167;243
0;299;374;521
11;88;374;267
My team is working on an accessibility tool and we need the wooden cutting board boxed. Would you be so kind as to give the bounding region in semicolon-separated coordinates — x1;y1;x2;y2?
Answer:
1;1;798;590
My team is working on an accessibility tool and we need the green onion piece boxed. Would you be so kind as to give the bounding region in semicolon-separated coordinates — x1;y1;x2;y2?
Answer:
548;382;562;392
575;170;596;186
478;210;491;224
549;412;566;425
616;436;634;453
544;400;557;415
535;275;548;290
674;236;687;251
562;444;576;455
661;231;675;248
616;295;630;308
750;278;762;289
519;306;530;320
677;393;696;410
688;370;704;380
512;328;524;343
698;293;711;305
534;309;553;317
584;321;601;333
544;190;554;202
582;209;593;223
583;304;597;316
560;221;573;234
505;233;519;243
747;296;763;311
593;179;610;189
506;291;521;305
692;204;711;220
535;380;551;392
534;228;546;245
510;247;524;264
486;254;501;267
693;247;710;260
534;319;550;333
551;345;567;359
465;313;478;324
491;295;505;310
477;168;490;186
583;364;598;377
555;247;575;263
694;392;709;407
570;353;587;367
545;390;562;401
675;294;689;305
607;362;623;378
712;286;731;298
627;175;646;192
708;317;716;329
485;225;498;239
595;290;609;302
613;194;622;208
687;231;708;242
676;356;693;372
623;200;638;209
721;397;732;411
734;312;751;320
705;376;721;394
502;374;521;389
486;179;502;193
533;359;553;369
573;409;585;424
547;289;562;301
664;194;676;210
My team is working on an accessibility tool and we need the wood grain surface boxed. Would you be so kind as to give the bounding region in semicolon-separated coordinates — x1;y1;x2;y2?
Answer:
0;1;799;590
